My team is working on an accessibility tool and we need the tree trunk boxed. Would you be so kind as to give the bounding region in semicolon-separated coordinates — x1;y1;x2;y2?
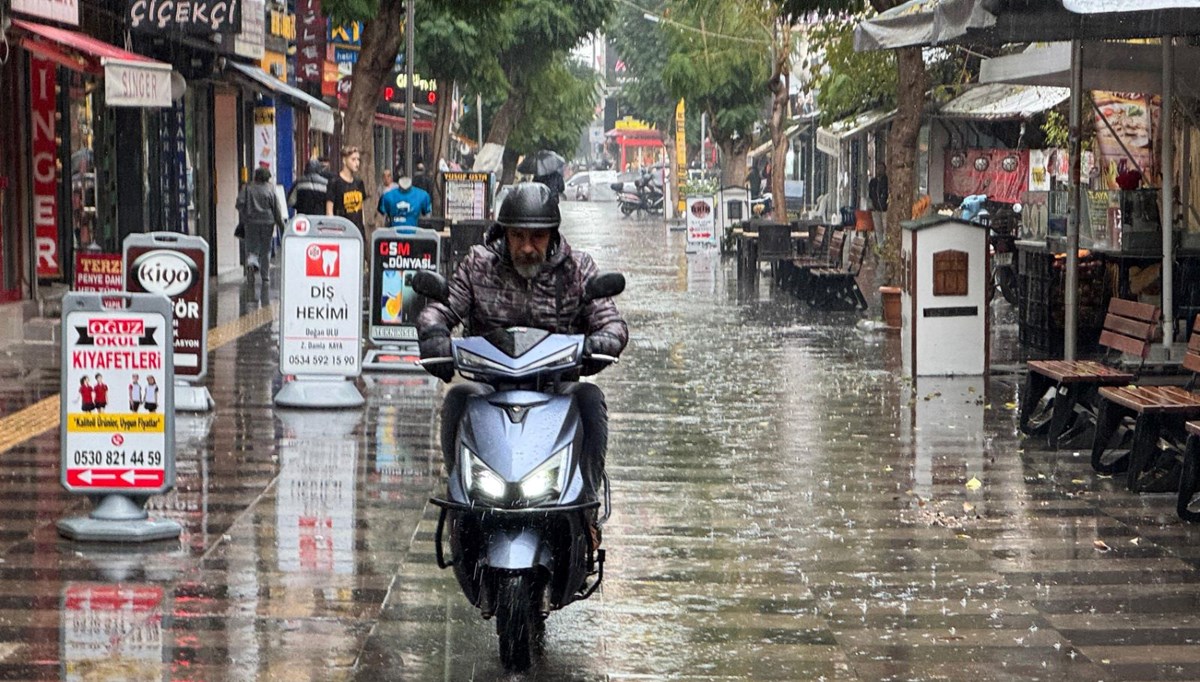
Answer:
719;137;751;188
664;134;677;219
485;89;526;147
500;147;519;185
769;22;791;220
342;0;404;227
429;80;455;217
882;46;926;284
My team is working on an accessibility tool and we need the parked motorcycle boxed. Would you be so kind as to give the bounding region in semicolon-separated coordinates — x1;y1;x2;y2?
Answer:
412;269;625;672
611;174;664;217
989;204;1020;306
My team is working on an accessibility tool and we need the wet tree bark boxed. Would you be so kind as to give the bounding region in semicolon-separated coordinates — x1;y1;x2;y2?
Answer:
500;147;519;185
341;0;404;226
881;45;926;283
720;138;751;188
429;80;455;216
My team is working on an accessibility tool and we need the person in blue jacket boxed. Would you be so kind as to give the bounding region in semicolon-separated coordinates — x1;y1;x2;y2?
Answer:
378;166;433;228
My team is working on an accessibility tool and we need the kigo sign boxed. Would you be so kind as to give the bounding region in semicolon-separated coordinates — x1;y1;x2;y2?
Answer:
123;235;210;380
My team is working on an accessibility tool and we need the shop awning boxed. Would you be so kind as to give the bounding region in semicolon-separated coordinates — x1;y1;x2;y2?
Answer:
226;61;335;134
855;0;1200;51
13;19;173;108
815;109;896;156
373;112;434;133
937;83;1070;121
980;41;1200;95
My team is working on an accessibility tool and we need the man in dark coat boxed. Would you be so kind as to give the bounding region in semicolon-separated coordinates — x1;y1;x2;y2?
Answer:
416;183;627;547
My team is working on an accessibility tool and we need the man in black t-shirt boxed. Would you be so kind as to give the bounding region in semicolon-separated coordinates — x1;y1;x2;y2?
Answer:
325;146;366;234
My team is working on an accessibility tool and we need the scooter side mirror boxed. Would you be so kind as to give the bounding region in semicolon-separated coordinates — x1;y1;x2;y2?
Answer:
412;270;451;305
1012;202;1023;214
584;272;625;302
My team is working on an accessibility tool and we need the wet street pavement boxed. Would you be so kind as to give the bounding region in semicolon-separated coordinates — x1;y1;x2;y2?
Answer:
1;201;1200;680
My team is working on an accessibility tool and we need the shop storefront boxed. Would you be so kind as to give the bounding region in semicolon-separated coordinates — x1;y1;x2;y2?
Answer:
0;10;174;301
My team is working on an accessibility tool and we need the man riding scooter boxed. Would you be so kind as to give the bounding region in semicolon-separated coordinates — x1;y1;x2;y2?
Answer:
415;182;628;549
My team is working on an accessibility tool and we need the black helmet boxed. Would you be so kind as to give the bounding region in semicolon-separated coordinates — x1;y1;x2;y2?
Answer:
497;182;560;230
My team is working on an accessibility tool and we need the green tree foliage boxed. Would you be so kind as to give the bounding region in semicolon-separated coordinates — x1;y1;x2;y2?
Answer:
809;13;895;125
609;0;674;131
509;59;601;157
660;0;771;185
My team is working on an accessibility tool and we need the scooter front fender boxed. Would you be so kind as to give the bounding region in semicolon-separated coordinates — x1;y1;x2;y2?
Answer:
486;526;554;572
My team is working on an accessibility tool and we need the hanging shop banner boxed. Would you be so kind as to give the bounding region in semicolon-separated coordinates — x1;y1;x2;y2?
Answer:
280;215;363;376
60;292;175;495
295;0;326;84
369;229;440;345
1093;91;1159;190
103;61;172;108
675;99;687;216
127;0;243;34
253;106;277;179
685;196;718;252
943;149;1029;204
31;56;60;278
1027;149;1051;192
157;100;190;232
62;584;166;679
234;0;266;60
442;172;491;222
74;253;123;293
123;233;210;381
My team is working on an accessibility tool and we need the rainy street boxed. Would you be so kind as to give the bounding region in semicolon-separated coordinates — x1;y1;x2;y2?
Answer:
1;201;1200;681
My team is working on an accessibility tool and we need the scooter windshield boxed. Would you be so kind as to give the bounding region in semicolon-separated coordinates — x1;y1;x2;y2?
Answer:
453;329;585;382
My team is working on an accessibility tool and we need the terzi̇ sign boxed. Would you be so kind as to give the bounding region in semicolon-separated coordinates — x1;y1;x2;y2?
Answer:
127;0;242;34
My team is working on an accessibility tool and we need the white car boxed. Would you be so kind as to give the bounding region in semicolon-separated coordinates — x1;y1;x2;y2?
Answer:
564;172;591;201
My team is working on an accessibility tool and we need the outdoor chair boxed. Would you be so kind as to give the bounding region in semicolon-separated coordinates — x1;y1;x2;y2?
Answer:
806;235;869;310
1091;315;1200;493
1020;298;1160;449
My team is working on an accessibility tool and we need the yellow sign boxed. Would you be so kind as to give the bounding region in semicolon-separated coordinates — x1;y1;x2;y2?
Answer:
269;11;296;40
254;107;276;126
260;51;287;83
615;116;652;131
675;99;687;214
67;412;164;433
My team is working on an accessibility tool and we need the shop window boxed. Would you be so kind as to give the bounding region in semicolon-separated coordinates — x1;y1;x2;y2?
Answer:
933;249;968;296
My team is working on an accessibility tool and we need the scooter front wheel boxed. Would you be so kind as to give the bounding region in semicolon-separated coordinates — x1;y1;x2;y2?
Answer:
620;203;635;217
495;574;537;671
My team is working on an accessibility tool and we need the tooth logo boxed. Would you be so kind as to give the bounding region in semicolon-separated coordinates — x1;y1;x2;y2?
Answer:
305;244;340;277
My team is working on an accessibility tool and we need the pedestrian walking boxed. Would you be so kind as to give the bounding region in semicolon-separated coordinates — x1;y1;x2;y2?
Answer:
412;161;432;195
289;159;329;216
236;167;286;295
326;146;366;236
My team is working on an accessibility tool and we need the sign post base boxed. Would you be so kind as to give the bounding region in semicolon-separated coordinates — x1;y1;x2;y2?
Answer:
363;343;422;372
174;380;213;412
274;375;365;408
57;494;182;542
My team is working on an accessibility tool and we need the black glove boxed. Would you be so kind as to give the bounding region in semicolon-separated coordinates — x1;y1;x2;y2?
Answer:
419;333;454;382
584;333;621;358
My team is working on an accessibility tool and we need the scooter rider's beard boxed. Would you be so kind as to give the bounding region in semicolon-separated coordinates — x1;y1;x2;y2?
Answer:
514;255;544;280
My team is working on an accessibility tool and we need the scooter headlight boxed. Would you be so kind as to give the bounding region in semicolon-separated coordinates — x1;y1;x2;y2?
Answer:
463;447;507;500
520;446;570;500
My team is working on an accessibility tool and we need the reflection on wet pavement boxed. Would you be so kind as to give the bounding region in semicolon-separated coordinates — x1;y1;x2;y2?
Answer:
0;201;1198;679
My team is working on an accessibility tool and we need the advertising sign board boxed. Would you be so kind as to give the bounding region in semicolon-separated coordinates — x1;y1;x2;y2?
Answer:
60;293;175;496
279;215;363;377
442;172;491;222
123;233;210;381
685;196;718;252
74;253;123;292
368;229;440;345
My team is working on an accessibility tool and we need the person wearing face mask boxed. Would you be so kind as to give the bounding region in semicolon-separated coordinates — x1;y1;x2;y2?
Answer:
415;182;627;549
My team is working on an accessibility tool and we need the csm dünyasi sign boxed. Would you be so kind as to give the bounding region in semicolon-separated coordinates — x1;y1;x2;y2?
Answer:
127;0;243;34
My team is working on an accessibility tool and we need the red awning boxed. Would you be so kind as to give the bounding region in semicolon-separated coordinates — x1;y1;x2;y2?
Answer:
374;112;434;133
13;19;161;76
13;19;174;107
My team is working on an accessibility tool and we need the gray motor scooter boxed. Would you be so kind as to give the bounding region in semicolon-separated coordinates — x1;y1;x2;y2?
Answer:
412;270;625;672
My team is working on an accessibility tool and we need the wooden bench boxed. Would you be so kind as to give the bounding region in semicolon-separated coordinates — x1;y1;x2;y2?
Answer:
1020;298;1160;449
779;225;827;290
1091;315;1200;492
1177;420;1200;521
806;235;868;310
788;229;845;298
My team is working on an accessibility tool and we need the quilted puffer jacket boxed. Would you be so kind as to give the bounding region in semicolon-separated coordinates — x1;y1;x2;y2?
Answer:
416;225;628;357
